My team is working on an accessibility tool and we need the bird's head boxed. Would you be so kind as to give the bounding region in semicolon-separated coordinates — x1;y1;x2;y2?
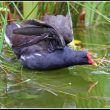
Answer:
87;52;97;66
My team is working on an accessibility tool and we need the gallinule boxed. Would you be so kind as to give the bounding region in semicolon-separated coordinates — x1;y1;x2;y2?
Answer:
5;14;96;70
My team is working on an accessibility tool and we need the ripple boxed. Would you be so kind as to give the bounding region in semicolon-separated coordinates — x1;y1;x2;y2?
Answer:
91;70;110;75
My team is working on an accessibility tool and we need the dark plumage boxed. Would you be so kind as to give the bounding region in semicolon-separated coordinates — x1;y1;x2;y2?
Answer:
43;14;73;44
5;14;96;70
20;46;93;70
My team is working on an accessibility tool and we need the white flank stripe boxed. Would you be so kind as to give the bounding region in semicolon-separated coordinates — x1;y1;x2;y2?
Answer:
21;56;26;61
34;53;42;56
4;33;12;47
16;24;21;28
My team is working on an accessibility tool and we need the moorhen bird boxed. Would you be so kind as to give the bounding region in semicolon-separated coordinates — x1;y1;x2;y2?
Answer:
5;14;96;70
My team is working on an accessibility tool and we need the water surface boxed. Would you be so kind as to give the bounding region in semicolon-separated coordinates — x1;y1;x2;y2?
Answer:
0;24;110;108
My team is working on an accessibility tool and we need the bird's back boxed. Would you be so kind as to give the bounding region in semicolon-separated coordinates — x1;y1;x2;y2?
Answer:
43;14;73;44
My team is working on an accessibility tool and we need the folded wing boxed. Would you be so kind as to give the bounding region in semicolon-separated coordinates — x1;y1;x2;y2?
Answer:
43;14;73;44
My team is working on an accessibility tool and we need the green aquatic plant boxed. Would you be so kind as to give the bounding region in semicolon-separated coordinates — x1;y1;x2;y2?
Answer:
76;2;110;26
0;4;9;53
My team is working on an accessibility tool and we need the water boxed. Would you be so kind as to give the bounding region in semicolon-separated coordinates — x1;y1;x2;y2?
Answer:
0;24;110;108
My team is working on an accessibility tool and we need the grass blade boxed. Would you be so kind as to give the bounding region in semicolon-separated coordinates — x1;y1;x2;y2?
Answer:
12;2;24;20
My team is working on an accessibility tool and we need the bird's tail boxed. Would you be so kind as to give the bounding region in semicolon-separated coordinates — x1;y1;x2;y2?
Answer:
5;13;20;47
